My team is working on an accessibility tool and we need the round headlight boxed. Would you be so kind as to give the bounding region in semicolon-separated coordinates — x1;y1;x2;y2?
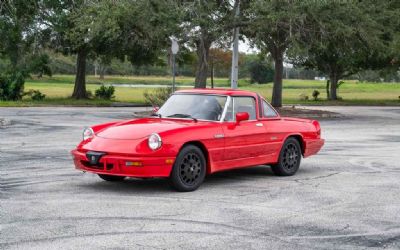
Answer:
83;127;94;141
148;133;162;150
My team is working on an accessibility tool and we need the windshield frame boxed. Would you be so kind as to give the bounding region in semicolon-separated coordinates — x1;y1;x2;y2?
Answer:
157;93;231;123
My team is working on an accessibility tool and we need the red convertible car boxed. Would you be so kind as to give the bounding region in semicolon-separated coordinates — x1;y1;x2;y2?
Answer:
72;89;324;191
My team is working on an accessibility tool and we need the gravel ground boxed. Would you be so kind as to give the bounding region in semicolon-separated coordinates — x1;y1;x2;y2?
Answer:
0;106;399;250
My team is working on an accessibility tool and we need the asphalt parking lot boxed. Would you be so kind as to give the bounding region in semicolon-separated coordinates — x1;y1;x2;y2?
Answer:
1;106;399;249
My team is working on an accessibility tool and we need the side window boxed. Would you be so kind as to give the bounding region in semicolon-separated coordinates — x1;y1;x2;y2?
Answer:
262;100;278;117
235;97;257;120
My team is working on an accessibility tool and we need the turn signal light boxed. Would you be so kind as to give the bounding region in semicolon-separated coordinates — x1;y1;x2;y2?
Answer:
125;161;142;167
165;159;174;165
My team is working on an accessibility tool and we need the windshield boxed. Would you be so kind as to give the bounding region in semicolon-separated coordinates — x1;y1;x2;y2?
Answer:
157;94;227;121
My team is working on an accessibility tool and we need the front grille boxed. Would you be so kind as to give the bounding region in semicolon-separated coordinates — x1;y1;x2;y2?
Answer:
81;160;103;169
80;160;115;170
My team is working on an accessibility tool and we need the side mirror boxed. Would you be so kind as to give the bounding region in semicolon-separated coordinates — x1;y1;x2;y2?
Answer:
236;112;249;124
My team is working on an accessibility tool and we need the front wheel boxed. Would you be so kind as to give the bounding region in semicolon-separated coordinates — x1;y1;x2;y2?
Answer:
170;145;206;192
98;174;126;182
271;137;302;176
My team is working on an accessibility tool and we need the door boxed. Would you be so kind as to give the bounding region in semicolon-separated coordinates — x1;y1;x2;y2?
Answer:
222;96;268;162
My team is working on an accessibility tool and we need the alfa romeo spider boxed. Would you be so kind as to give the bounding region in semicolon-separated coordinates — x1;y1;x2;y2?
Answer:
71;89;324;191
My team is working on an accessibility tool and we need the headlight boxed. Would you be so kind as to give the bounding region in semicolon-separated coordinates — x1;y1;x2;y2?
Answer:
148;133;162;150
83;127;94;141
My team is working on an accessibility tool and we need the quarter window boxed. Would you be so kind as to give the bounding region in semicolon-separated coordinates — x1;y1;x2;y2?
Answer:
262;100;278;117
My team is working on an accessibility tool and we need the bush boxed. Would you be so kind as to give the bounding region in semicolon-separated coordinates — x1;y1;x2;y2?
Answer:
299;93;309;101
143;87;174;107
86;90;93;99
312;90;320;101
28;54;52;78
0;72;25;101
95;85;115;100
25;89;46;101
248;60;274;84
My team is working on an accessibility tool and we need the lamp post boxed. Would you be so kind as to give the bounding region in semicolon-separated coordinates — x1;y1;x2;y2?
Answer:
230;0;240;89
170;37;179;92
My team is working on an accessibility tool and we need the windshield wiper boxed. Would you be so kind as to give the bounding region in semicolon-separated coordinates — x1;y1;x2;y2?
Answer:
150;113;162;118
167;113;197;122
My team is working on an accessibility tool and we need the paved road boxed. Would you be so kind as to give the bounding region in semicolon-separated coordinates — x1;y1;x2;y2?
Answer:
1;106;399;249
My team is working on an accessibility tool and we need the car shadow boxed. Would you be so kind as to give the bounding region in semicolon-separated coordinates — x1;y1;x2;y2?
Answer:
76;165;316;193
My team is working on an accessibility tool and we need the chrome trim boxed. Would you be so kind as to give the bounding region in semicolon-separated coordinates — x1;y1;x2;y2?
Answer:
256;123;263;127
219;96;231;122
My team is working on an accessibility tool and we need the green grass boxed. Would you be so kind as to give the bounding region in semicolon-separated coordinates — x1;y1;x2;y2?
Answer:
1;75;399;106
27;74;248;87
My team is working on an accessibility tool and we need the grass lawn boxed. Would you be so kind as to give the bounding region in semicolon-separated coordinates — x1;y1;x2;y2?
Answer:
1;75;399;106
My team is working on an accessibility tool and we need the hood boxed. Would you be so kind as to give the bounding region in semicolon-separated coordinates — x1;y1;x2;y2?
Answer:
96;118;195;140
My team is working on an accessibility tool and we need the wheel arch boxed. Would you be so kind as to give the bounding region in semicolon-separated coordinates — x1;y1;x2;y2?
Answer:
179;141;211;174
283;134;305;156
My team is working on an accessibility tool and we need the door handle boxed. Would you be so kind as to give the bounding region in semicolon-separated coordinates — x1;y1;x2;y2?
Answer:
255;123;263;127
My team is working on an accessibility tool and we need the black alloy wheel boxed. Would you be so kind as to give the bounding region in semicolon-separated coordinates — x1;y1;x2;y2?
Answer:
271;137;302;176
170;145;206;192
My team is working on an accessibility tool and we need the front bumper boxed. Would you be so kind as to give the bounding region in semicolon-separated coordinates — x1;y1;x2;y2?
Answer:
71;150;175;178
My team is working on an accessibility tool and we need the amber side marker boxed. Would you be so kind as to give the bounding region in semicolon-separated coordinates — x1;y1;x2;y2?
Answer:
165;159;174;164
125;161;142;167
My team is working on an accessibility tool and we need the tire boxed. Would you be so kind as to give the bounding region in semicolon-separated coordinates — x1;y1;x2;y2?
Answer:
271;137;302;176
98;174;126;182
170;145;206;192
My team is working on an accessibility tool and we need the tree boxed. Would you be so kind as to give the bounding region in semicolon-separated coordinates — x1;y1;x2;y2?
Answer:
208;48;244;78
178;0;243;88
39;0;90;99
246;0;308;107
41;0;176;99
0;0;43;101
248;56;274;84
289;1;397;100
0;0;40;71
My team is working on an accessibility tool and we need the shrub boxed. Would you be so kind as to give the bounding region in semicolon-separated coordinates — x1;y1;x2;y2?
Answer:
143;87;174;107
312;90;320;101
0;72;25;101
86;90;93;99
299;93;309;101
95;85;115;100
25;89;46;101
28;54;52;78
248;60;274;84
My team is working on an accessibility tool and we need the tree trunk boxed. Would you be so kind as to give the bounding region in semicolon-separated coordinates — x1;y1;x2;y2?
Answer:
72;49;87;99
326;80;330;99
99;67;105;80
194;37;211;88
329;74;338;100
271;52;284;107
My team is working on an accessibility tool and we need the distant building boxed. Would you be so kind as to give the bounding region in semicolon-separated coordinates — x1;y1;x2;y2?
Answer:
314;77;326;81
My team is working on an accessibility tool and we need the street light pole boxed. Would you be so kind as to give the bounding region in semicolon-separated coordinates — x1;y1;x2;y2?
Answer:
170;37;179;92
230;0;240;89
172;53;176;92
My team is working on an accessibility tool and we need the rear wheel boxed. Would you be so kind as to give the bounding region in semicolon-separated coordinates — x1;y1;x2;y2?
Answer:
98;174;126;182
271;137;302;176
170;145;206;192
